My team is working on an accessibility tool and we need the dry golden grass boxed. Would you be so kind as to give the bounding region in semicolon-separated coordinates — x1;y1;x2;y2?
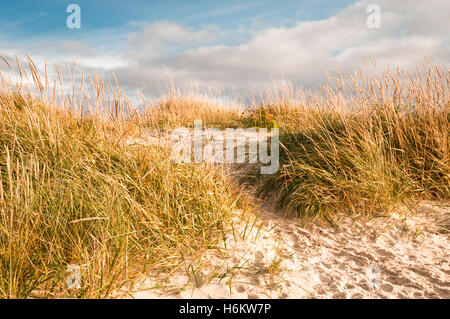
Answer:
254;60;449;221
141;93;250;129
0;56;253;298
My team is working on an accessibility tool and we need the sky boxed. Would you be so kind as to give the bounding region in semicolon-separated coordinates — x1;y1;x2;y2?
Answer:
0;0;449;101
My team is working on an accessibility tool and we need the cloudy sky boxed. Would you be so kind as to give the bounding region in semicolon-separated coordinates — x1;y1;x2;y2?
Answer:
0;0;449;100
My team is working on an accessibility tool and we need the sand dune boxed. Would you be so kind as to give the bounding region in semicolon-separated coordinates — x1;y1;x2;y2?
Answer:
119;200;449;299
116;131;450;299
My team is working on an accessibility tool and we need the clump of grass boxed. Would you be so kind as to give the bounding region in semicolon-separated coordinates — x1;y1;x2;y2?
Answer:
256;61;449;220
0;59;252;298
142;93;250;129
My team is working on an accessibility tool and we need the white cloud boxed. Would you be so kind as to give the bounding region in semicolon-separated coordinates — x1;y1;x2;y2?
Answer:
108;0;449;95
125;21;224;62
1;0;449;98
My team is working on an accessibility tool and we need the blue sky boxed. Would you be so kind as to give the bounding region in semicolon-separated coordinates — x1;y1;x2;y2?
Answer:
0;0;358;57
1;0;356;39
0;0;449;99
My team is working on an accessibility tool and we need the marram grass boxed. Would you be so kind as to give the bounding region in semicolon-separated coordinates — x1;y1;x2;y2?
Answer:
254;63;449;221
0;93;251;298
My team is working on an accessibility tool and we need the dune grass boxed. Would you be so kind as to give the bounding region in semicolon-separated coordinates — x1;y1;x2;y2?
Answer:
141;93;251;129
254;62;449;221
0;90;251;298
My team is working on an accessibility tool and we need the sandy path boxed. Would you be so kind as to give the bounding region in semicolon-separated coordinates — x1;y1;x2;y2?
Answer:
120;132;450;299
121;201;449;299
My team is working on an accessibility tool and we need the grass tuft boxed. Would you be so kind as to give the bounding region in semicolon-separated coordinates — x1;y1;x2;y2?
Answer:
0;92;250;298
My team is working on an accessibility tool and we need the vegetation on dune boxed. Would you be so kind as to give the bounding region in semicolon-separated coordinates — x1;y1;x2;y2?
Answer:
141;93;279;130
142;94;250;129
254;63;449;220
0;69;251;298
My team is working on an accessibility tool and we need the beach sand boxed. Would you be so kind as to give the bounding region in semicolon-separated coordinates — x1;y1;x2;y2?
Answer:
119;200;449;299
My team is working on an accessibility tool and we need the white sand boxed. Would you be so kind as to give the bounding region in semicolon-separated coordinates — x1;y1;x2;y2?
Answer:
119;201;449;299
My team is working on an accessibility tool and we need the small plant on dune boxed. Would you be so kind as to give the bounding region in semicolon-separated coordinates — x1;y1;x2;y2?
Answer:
251;106;278;129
